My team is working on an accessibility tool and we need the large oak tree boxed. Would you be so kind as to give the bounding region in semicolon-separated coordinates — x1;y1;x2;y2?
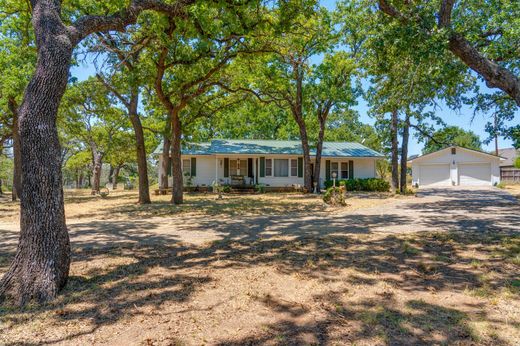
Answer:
0;0;196;305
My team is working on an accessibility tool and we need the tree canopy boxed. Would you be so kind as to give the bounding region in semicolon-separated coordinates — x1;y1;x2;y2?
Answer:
422;126;483;154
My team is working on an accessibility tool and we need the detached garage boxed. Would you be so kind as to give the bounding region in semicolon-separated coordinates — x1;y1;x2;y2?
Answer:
410;146;503;187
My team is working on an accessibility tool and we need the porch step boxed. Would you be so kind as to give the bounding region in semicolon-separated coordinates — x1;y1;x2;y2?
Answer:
229;186;257;194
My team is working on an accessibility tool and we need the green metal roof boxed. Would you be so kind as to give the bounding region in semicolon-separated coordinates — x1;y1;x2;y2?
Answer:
153;139;384;158
152;142;212;155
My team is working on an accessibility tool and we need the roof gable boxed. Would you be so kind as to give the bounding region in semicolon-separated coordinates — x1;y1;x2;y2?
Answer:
410;146;504;163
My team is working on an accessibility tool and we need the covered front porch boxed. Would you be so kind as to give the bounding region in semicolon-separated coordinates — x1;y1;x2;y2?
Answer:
214;156;259;186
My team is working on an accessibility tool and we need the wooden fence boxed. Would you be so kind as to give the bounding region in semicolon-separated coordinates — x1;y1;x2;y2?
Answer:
501;168;520;183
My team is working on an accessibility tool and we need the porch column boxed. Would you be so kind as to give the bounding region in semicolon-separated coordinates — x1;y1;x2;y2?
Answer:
252;157;256;185
215;156;218;184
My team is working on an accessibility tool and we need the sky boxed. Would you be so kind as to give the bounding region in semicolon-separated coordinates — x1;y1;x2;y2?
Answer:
70;0;519;156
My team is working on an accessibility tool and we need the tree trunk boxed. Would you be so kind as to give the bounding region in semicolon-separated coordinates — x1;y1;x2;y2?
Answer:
170;110;183;204
0;178;3;195
294;115;313;192
390;109;399;193
494;114;499;156
129;94;151;204
314;110;328;193
91;150;103;194
112;165;120;190
292;65;313;193
0;0;71;304
9;98;22;202
400;114;410;194
108;165;114;187
160;111;172;190
78;171;84;189
75;169;80;189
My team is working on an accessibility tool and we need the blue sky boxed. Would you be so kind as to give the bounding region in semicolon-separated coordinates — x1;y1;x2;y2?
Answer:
70;0;519;156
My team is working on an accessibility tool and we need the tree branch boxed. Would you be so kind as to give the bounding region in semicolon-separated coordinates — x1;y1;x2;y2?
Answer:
71;0;195;44
438;0;456;28
96;74;130;109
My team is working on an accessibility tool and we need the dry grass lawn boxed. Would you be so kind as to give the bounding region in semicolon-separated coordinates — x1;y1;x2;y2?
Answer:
0;189;404;223
504;184;520;199
0;189;519;345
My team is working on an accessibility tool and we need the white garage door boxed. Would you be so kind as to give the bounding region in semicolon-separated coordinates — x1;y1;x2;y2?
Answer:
458;163;491;186
419;164;451;186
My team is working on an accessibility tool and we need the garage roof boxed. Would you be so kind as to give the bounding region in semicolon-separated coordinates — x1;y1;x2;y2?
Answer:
409;146;505;163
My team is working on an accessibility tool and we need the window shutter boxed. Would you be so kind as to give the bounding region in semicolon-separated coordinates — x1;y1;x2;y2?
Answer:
224;158;229;178
297;157;303;178
259;157;265;177
349;160;354;179
248;158;253;178
325;160;331;181
191;157;196;177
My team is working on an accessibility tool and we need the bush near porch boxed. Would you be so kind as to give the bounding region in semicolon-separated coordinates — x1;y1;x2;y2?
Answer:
324;178;390;192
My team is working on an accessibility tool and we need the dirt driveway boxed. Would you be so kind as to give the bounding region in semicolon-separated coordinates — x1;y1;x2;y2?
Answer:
0;187;519;346
0;187;518;255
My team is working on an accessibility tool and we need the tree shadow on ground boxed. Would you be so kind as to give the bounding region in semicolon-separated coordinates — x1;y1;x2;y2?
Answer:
0;188;519;345
216;293;511;345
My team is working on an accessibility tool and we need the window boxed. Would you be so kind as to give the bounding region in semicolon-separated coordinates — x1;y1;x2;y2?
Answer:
331;162;339;178
265;159;273;176
239;159;247;176
274;159;289;177
290;159;298;176
341;162;349;179
451;148;456;155
183;159;191;176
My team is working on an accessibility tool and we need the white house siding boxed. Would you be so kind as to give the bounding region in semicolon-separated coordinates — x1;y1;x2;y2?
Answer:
318;158;377;182
411;147;501;187
256;155;305;187
185;155;215;187
159;155;380;187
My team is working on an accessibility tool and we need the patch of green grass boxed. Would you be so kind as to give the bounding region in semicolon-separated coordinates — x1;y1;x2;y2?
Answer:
470;259;483;269
401;241;420;256
434;255;453;263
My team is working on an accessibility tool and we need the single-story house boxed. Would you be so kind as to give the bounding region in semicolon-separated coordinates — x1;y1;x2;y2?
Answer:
409;146;504;187
153;139;384;188
498;148;520;182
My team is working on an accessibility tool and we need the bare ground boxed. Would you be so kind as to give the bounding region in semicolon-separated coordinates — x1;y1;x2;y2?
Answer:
0;188;519;346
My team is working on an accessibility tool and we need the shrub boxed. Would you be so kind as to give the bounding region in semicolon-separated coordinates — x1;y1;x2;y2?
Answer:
323;187;346;206
496;182;506;189
255;184;266;193
222;185;231;193
324;178;390;192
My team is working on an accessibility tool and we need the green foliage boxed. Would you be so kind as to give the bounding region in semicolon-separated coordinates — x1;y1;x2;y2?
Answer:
423;126;482;154
515;157;520;169
323;186;346;206
376;160;390;180
507;125;520;149
324;178;390;192
255;184;266;193
0;152;13;190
